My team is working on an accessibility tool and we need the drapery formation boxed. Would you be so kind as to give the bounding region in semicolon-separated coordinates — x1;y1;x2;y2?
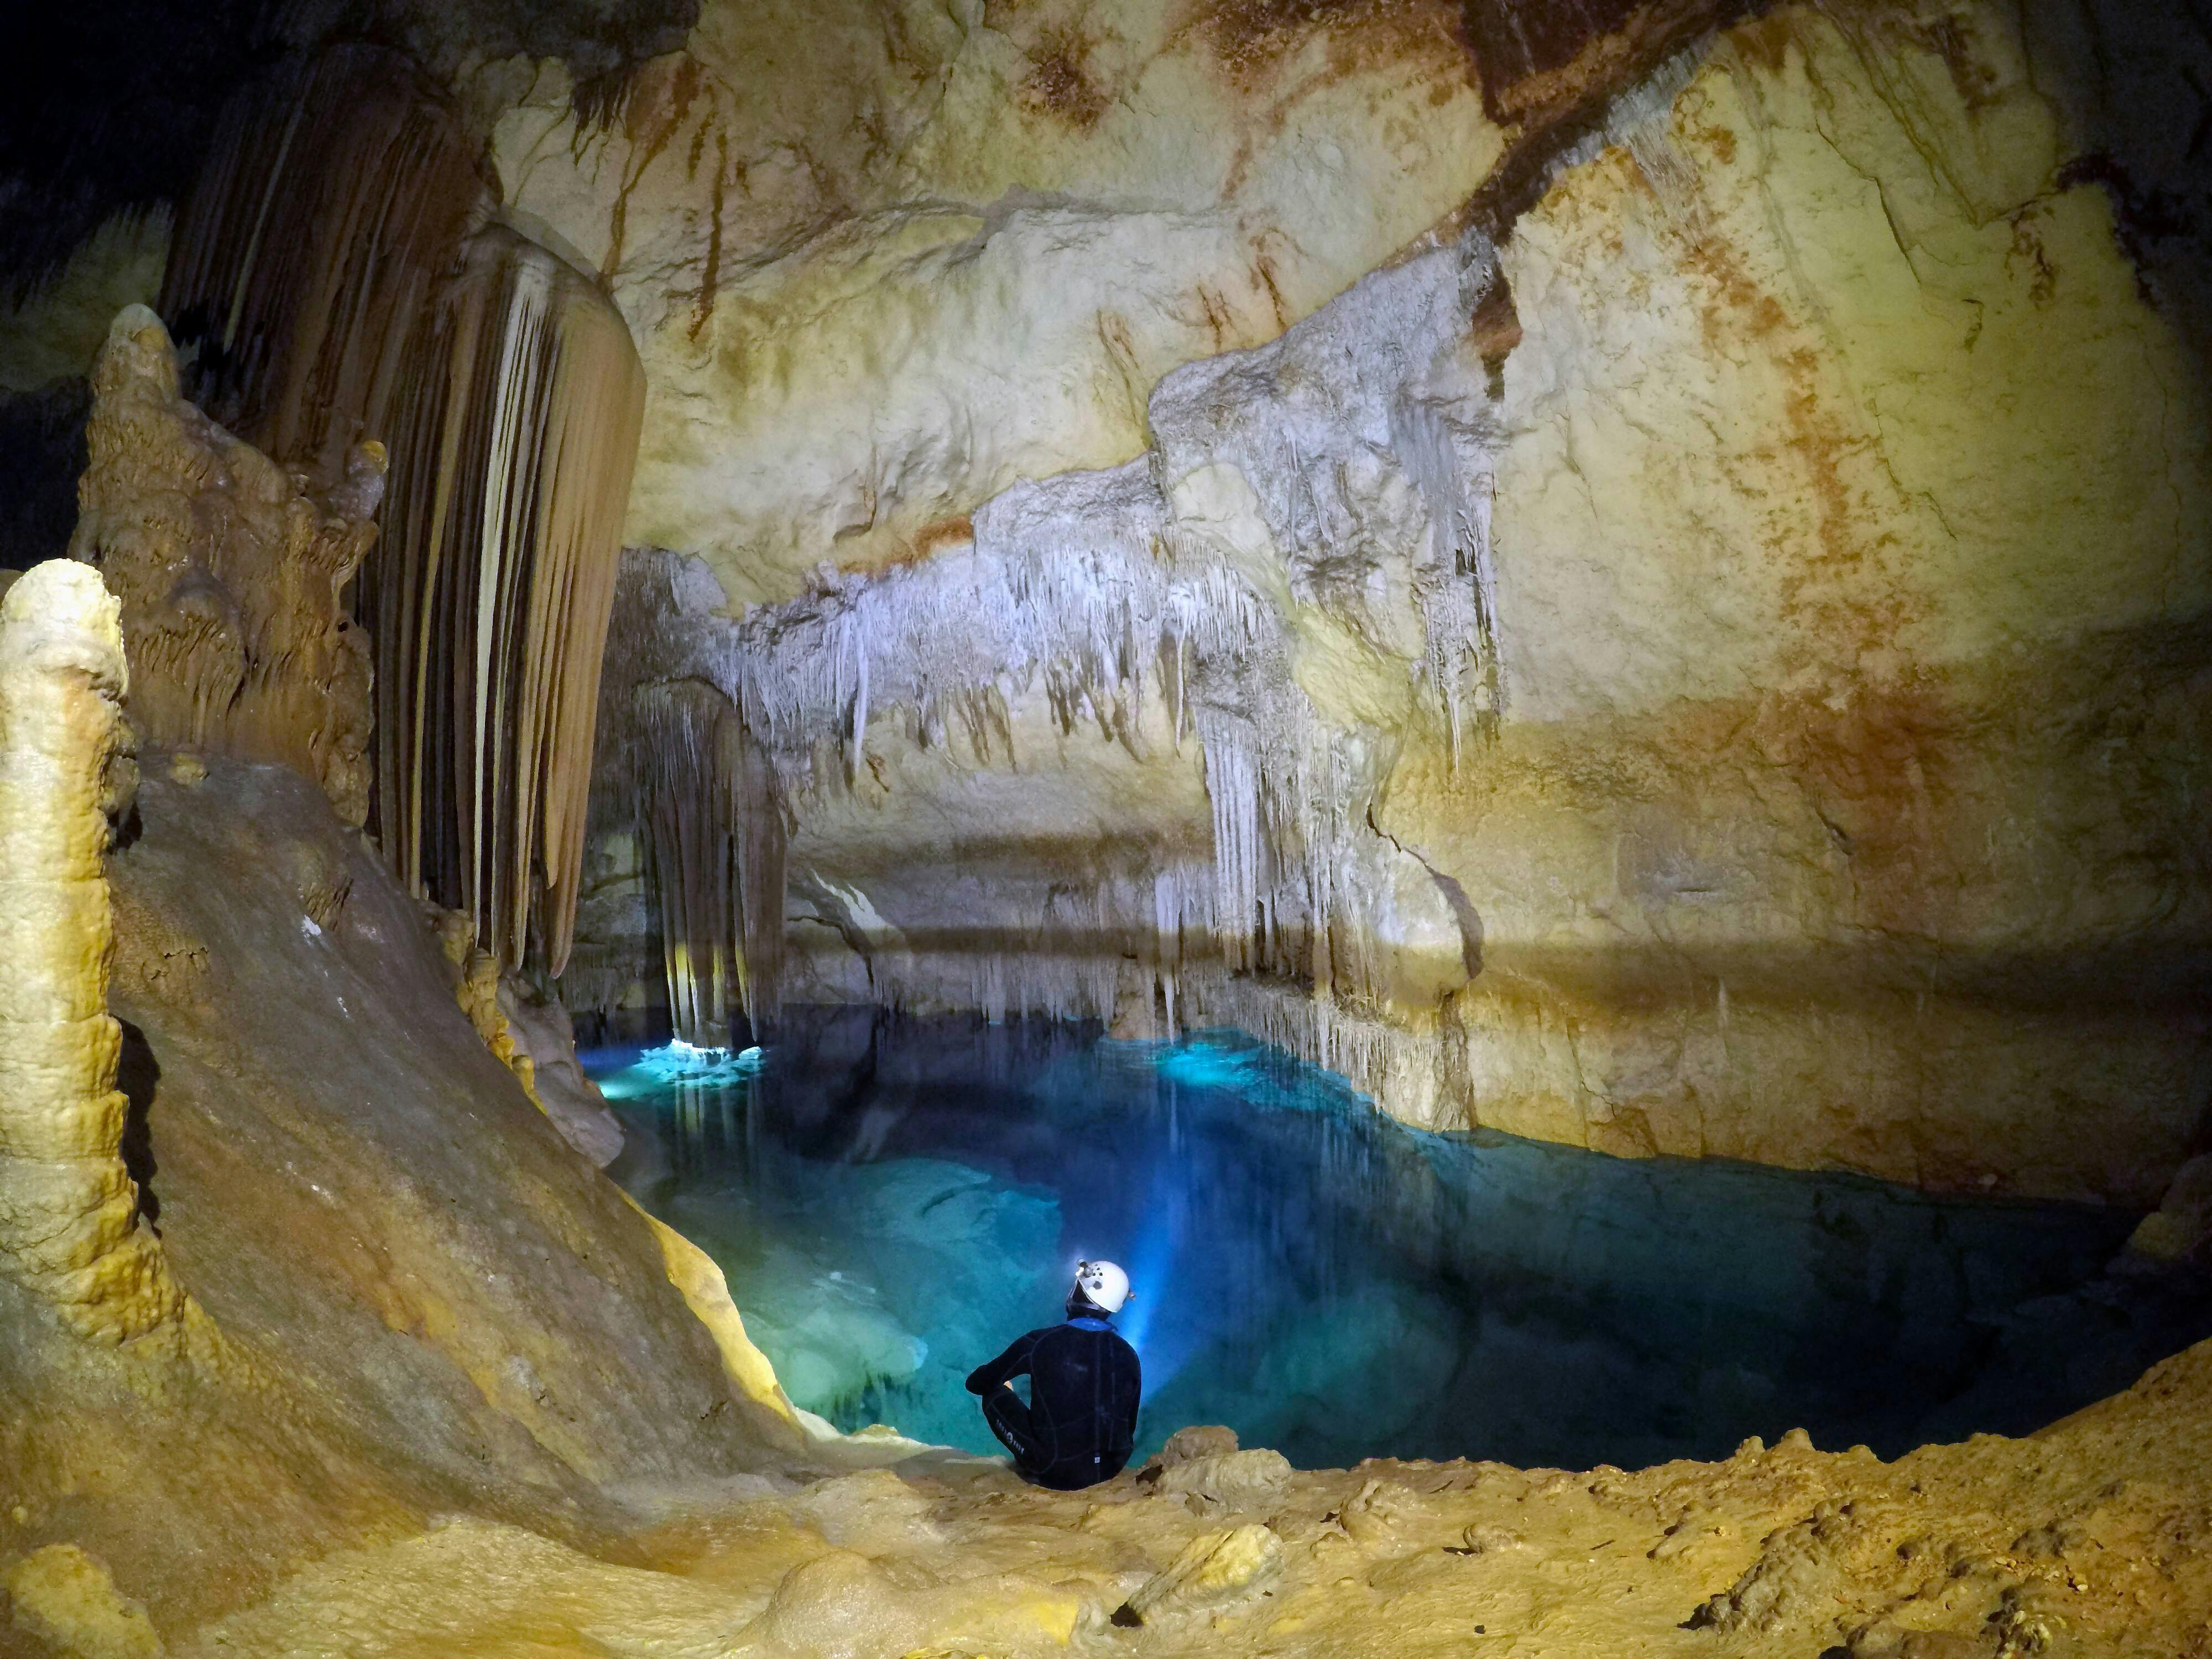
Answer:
150;46;645;978
635;679;785;1044
371;227;646;974
159;44;491;486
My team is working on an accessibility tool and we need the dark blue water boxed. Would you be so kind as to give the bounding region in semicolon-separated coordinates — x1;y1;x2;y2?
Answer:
590;1009;2211;1471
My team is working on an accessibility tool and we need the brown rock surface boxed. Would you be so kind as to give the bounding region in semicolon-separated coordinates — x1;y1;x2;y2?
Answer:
67;307;380;827
121;1339;2212;1656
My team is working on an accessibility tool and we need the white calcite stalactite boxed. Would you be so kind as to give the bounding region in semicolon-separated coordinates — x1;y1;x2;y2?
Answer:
160;44;493;486
69;306;382;826
0;561;201;1345
371;225;647;975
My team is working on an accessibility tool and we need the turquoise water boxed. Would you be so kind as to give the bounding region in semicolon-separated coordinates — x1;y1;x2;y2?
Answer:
589;1010;2209;1470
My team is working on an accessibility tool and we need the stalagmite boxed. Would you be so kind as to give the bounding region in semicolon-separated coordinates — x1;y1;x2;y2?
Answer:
370;226;646;974
69;306;380;825
160;44;492;486
0;561;201;1345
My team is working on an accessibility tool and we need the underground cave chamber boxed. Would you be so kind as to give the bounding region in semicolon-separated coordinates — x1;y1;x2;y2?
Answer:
3;0;2212;1653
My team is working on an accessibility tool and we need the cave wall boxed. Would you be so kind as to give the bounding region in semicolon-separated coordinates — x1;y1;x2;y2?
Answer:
1385;3;2212;1194
4;0;2208;1206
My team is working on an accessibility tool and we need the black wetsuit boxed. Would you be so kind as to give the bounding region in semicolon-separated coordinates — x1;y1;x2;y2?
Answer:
966;1313;1141;1489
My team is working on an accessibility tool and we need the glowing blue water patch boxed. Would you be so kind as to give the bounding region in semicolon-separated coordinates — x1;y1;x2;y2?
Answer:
586;1040;764;1100
1100;1032;1368;1387
640;1039;765;1081
1150;1030;1373;1115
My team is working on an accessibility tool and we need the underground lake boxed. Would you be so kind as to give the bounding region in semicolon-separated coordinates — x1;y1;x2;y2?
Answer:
589;1010;2212;1473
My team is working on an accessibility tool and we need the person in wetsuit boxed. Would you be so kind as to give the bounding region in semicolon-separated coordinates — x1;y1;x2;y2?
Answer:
966;1259;1141;1489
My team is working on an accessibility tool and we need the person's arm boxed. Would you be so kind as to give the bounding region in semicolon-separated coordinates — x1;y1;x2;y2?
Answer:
966;1330;1039;1396
1122;1347;1142;1437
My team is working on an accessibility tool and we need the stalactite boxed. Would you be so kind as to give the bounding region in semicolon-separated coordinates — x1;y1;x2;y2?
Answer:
635;678;786;1043
0;561;208;1349
1396;383;1506;760
161;52;640;979
370;225;646;974
69;306;380;825
159;45;492;486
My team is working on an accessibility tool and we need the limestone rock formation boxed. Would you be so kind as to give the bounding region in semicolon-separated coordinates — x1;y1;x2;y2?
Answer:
0;560;198;1348
1114;1521;1286;1627
68;307;379;826
141;44;648;980
2130;1155;2212;1270
0;210;169;395
486;0;1520;606
499;979;625;1167
3;1543;163;1659
128;1334;2212;1656
159;45;492;486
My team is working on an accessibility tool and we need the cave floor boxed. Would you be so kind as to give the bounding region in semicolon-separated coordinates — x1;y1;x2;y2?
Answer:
176;1338;2212;1659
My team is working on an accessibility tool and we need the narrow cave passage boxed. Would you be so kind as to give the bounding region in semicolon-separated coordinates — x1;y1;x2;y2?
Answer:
596;1013;2212;1472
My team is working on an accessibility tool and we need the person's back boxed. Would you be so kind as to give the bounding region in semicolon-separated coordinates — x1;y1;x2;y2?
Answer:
967;1260;1141;1489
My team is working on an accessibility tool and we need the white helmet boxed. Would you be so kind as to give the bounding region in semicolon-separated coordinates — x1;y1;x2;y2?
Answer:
1072;1259;1130;1314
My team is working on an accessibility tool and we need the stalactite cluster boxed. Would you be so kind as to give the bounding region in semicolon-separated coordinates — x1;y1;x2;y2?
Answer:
69;306;382;824
591;229;1505;1045
154;45;646;980
370;226;646;974
159;44;492;487
579;67;1735;1064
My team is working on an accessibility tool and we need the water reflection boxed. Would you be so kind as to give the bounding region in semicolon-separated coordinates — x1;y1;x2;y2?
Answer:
590;1009;2212;1470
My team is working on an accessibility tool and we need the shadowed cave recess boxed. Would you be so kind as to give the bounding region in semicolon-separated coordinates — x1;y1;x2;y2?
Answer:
4;0;2212;1656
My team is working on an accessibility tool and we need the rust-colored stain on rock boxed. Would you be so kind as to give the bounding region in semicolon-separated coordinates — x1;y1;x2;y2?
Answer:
1181;0;1478;95
1021;23;1114;128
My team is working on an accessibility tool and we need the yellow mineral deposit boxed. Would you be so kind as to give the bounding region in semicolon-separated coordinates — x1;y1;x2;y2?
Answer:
0;560;200;1348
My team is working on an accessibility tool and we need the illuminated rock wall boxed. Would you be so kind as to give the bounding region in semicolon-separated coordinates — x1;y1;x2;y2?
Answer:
486;0;1541;604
